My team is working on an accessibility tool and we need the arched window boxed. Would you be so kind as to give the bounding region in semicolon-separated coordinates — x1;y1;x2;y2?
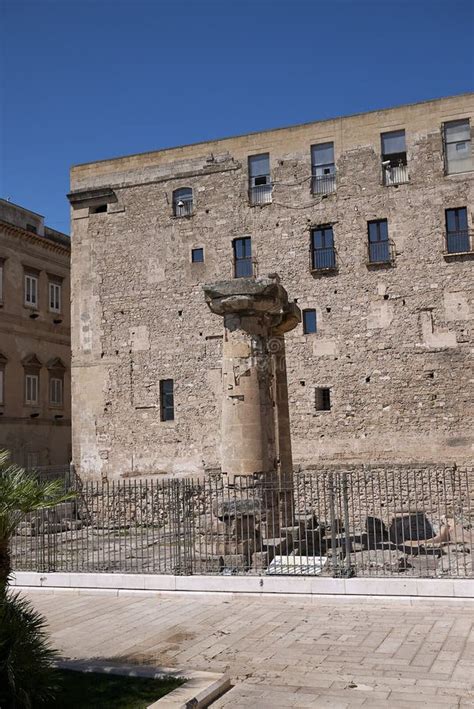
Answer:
173;187;193;217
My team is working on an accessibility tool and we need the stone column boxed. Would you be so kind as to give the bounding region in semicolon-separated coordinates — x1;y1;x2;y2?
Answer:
203;275;300;481
203;275;300;565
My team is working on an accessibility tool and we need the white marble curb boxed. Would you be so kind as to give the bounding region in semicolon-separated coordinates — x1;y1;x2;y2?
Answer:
56;660;230;709
11;571;474;598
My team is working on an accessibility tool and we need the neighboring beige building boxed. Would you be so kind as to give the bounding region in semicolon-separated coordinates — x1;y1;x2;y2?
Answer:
69;94;473;481
0;200;71;467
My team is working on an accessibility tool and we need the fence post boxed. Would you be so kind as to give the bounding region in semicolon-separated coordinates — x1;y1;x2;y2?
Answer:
328;473;339;577
342;472;354;577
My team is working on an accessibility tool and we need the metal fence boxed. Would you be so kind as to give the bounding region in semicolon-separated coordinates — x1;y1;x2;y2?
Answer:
11;467;473;578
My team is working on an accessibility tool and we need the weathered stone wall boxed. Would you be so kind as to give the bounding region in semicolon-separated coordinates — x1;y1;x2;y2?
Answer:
70;94;474;480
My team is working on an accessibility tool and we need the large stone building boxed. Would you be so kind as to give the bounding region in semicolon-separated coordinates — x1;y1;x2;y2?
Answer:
69;94;473;481
0;200;71;467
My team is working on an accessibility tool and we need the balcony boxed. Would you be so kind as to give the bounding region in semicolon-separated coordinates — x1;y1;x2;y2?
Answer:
367;240;395;266
444;230;472;255
311;247;337;272
312;172;336;195
383;163;409;186
249;183;272;206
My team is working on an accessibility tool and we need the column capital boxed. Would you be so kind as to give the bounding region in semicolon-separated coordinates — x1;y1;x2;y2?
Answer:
203;274;301;333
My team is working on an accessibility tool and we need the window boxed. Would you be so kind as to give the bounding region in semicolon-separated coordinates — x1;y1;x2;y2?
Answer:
160;379;174;421
191;248;204;263
46;358;66;408
25;373;39;405
0;260;4;303
444;119;472;174
315;387;331;411
367;219;391;264
233;237;253;278
311;225;336;270
48;281;61;312
248;154;272;205
311;142;335;194
49;377;63;406
173;187;193;217
24;272;38;307
445;207;470;254
26;224;37;233
381;129;408;185
303;309;317;334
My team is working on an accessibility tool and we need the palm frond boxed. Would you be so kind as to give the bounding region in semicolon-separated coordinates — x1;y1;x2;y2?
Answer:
0;451;75;555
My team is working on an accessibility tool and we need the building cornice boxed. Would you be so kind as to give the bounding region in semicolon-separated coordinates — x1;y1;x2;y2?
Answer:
0;220;70;256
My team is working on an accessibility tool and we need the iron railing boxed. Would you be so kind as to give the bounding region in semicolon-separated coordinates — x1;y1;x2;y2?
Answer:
445;230;471;255
312;173;336;195
311;247;337;271
249;184;272;206
383;164;409;186
233;257;257;278
367;239;395;265
11;466;473;578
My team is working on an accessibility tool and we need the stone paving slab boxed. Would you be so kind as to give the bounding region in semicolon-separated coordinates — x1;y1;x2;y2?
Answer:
22;590;474;708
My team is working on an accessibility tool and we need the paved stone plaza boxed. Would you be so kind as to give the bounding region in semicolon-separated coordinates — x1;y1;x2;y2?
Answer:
24;589;474;707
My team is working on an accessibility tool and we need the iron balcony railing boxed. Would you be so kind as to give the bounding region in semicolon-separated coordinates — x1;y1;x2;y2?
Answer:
312;172;336;195
249;183;272;206
10;466;474;579
233;257;257;278
445;230;471;255
383;164;409;186
173;198;194;217
367;239;395;265
311;247;337;271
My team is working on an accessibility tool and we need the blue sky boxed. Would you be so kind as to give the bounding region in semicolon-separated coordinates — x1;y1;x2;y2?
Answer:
1;0;473;233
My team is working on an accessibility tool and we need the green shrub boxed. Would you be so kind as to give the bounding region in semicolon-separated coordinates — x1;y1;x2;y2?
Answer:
0;592;59;708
